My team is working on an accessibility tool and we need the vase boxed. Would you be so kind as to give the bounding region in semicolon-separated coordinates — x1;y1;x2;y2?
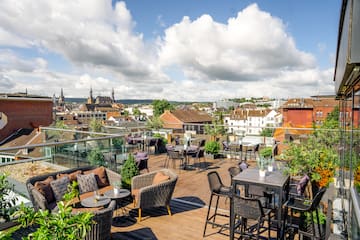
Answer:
113;187;119;195
259;169;266;178
268;165;274;172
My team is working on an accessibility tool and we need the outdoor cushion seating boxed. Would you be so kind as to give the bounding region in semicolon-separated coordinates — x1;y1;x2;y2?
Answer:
26;166;121;212
84;200;116;240
131;169;178;222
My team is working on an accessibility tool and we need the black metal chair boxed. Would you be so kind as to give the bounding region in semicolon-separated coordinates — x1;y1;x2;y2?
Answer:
203;171;232;237
166;149;185;170
284;187;327;240
232;195;272;239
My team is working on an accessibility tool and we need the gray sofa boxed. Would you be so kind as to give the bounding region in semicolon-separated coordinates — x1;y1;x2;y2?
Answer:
26;165;121;212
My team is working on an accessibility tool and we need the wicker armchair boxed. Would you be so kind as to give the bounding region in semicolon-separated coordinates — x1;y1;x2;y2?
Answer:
85;200;116;240
131;169;178;222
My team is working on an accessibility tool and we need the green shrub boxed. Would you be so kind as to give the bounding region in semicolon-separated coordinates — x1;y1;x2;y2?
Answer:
88;148;105;166
120;154;140;189
11;201;93;240
259;147;272;159
204;141;220;154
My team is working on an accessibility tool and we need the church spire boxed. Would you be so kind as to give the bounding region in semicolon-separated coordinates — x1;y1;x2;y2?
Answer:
111;88;115;103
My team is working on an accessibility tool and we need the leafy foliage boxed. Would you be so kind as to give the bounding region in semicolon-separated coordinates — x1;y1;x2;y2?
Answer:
281;106;340;187
204;141;220;154
146;116;163;130
112;138;124;151
88;148;105;166
89;118;103;136
260;126;273;137
120;154;140;189
259;147;272;159
12;201;93;240
0;173;18;222
152;99;174;117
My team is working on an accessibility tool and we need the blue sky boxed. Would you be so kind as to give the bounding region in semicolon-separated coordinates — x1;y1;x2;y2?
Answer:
0;0;341;101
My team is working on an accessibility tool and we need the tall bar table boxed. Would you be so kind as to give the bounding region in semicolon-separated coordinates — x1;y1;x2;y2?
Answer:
230;168;290;239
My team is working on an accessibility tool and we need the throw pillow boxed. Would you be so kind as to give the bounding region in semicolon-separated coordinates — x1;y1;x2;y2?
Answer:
50;176;70;202
84;167;109;188
296;175;310;195
77;173;99;194
57;170;82;182
34;176;55;204
152;171;170;185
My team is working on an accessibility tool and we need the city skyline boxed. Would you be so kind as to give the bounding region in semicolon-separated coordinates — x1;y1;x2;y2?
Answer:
0;0;341;101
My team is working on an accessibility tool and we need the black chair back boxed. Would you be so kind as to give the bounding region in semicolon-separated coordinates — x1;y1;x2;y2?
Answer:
233;196;264;220
207;171;223;193
309;187;326;211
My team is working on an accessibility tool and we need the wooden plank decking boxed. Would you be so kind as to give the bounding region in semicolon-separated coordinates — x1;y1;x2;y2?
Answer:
109;153;267;240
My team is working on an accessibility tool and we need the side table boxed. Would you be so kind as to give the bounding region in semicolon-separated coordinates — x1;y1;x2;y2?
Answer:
81;196;111;208
104;189;131;217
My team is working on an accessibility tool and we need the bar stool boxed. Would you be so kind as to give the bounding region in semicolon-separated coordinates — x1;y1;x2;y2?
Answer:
283;187;327;239
203;171;231;237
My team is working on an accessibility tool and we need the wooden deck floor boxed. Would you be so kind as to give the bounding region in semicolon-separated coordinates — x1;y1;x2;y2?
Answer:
110;153;273;240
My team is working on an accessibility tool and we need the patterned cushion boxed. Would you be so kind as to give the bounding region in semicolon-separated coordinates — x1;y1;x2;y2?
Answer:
77;173;99;194
34;176;55;204
57;170;82;182
50;176;70;202
84;167;109;188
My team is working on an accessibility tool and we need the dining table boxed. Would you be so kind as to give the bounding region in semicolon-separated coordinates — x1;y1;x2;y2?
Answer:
230;168;290;239
174;145;198;169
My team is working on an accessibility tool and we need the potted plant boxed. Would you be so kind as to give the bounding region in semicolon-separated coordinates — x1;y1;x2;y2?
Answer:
120;154;140;189
204;140;221;160
260;147;273;171
0;173;18;230
257;157;268;178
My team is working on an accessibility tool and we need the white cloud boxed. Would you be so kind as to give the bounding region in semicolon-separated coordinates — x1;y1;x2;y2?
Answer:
0;2;335;101
158;4;316;83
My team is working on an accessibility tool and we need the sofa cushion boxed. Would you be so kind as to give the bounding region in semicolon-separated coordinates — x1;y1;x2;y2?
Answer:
34;176;55;204
57;170;82;182
84;167;109;188
152;171;170;185
77;173;99;194
50;176;70;202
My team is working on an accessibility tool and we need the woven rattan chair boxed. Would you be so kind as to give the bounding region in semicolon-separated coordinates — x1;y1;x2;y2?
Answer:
203;171;232;237
85;200;116;240
131;169;178;222
232;195;272;239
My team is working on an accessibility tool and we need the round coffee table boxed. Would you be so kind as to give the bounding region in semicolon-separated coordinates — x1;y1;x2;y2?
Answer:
104;189;131;218
104;189;131;199
81;196;111;208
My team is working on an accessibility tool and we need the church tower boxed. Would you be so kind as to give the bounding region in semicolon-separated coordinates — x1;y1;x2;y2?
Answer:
58;88;65;106
111;88;115;103
87;87;94;104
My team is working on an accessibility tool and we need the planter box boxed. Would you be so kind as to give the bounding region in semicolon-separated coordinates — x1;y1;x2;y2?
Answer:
205;153;220;160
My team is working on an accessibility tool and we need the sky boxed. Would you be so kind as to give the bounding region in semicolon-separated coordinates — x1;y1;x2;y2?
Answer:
0;0;342;102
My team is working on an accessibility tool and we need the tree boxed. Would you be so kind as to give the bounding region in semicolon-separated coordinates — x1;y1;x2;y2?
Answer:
152;99;173;117
89;118;103;134
146;116;163;130
133;107;141;117
260;126;273;137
